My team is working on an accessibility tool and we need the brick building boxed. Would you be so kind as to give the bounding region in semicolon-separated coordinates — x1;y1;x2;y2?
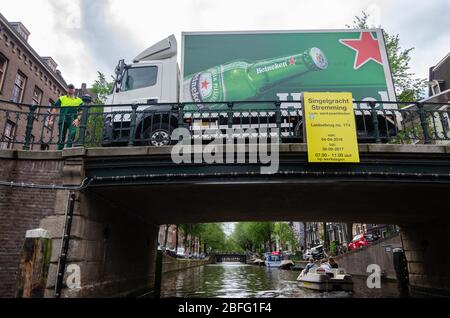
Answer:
429;52;450;96
0;13;67;150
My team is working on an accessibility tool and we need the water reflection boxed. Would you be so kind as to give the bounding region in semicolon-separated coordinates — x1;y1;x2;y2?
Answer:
161;263;404;298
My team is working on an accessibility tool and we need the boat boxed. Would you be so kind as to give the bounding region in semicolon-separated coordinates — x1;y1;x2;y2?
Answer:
279;260;295;270
291;264;304;272
264;252;282;268
297;267;353;292
250;258;265;266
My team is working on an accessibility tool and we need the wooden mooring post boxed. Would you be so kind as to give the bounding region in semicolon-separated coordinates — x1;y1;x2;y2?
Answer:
15;229;52;298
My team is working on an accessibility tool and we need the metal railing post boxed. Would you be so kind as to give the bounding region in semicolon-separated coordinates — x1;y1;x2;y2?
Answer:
23;105;37;150
128;104;138;147
275;101;282;143
227;102;234;129
54;192;76;298
76;106;90;147
369;101;381;144
178;103;185;141
417;102;431;144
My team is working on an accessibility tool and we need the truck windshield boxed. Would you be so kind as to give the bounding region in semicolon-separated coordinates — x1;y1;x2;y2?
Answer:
120;66;158;91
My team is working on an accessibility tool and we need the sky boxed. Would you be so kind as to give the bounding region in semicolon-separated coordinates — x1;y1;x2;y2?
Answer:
0;0;448;88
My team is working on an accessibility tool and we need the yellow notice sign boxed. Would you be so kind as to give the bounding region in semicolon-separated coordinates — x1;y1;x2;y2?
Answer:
303;92;360;163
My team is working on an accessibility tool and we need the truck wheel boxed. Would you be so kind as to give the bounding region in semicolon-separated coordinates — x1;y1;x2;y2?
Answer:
142;123;173;147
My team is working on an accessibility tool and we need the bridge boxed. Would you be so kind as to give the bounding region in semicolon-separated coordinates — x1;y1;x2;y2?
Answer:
214;253;248;264
1;100;450;298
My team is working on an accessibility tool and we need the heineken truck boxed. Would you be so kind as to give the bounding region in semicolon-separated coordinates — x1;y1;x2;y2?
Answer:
103;29;396;146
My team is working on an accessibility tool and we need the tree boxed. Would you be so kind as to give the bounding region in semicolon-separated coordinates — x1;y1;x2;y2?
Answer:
83;72;114;147
179;223;228;254
199;223;227;252
175;224;180;252
274;222;298;252
232;222;275;253
347;11;426;102
163;224;170;248
90;72;114;104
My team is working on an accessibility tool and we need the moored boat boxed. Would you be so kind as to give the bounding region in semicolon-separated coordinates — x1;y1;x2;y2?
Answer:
264;252;282;268
250;258;265;266
279;260;295;270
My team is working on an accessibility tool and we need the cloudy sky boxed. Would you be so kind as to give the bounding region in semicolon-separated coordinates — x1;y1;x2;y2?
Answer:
0;0;448;88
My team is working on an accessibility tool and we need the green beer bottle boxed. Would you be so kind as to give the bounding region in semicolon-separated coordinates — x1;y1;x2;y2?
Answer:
183;47;328;110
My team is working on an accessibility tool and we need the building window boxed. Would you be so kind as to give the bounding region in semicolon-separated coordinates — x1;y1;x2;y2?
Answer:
17;28;28;41
32;86;43;105
0;54;8;93
1;120;17;149
11;71;27;103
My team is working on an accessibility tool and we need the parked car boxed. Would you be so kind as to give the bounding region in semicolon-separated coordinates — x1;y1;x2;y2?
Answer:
348;234;379;251
311;245;324;260
303;249;312;260
303;245;324;260
176;248;186;258
165;248;177;258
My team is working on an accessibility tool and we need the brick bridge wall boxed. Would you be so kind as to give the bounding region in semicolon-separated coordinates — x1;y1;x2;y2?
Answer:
0;151;63;297
40;190;159;298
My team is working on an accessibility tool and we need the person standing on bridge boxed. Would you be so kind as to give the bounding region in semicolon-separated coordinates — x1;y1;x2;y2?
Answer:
48;84;84;150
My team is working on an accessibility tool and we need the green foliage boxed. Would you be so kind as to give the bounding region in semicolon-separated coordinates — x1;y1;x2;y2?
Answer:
84;72;114;147
329;241;337;257
179;223;228;252
347;11;426;102
232;222;275;253
91;72;114;104
200;223;227;252
387;124;421;144
273;222;298;252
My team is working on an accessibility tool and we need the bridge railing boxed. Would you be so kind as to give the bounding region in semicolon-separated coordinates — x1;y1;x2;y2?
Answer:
0;99;449;151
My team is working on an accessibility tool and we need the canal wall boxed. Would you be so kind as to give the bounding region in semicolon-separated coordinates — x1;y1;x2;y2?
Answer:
0;151;64;298
162;254;212;274
333;233;402;280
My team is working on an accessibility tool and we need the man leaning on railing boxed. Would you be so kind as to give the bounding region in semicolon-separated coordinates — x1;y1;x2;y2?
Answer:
48;84;83;150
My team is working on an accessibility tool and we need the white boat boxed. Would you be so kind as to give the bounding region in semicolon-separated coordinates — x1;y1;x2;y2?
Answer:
279;260;295;270
297;268;353;292
249;258;265;266
264;252;282;268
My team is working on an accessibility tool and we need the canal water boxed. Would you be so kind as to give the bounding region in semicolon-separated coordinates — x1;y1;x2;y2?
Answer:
161;263;406;298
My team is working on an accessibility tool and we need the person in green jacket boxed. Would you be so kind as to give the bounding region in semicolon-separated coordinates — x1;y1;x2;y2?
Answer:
48;84;83;150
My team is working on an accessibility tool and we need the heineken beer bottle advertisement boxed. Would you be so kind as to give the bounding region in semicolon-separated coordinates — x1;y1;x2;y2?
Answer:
181;30;396;111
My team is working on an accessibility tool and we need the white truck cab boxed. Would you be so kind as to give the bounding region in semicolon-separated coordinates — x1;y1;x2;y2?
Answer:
106;35;179;106
103;35;181;147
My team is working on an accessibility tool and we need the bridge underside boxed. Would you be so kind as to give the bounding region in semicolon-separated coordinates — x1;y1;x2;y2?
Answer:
87;180;447;226
83;144;450;226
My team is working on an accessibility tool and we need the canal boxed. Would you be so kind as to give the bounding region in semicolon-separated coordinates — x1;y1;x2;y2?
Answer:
161;263;406;298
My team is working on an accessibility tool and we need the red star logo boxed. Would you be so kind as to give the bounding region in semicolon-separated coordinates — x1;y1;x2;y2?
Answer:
339;32;383;70
201;80;210;90
289;57;296;66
